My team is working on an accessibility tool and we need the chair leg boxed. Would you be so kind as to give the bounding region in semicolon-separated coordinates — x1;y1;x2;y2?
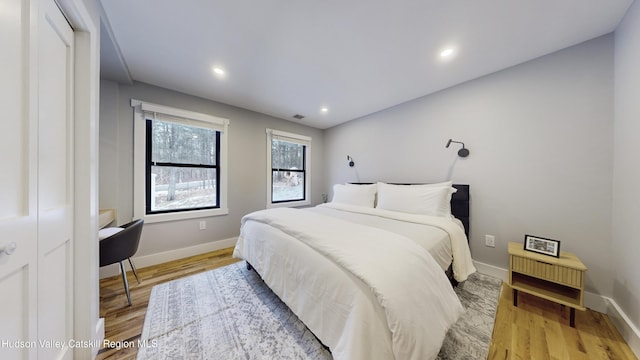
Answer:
128;257;141;284
119;261;132;306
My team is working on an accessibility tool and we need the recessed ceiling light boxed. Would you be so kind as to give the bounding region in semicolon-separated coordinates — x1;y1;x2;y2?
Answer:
440;48;454;58
212;67;225;75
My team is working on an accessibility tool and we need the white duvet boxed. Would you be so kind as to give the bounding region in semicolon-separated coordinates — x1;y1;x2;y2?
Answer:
314;203;476;282
234;205;473;360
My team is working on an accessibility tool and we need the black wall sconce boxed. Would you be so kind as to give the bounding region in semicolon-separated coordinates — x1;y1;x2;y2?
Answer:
446;139;470;158
347;155;355;167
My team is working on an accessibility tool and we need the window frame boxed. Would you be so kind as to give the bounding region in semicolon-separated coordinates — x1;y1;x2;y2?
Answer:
132;99;229;223
266;129;311;208
145;120;221;214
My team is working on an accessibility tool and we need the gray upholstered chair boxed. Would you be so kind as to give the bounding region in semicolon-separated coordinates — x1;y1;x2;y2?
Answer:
99;219;144;306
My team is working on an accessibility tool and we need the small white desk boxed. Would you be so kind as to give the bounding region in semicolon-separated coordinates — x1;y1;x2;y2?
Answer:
98;209;116;229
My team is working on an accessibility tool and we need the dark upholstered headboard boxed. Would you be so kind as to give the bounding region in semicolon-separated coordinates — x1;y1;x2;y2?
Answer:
451;184;470;239
349;183;471;240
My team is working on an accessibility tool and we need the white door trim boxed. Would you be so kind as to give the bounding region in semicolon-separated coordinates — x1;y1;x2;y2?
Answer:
55;0;101;358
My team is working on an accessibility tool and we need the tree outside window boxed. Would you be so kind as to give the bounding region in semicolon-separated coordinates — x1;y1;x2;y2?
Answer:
146;119;220;214
271;139;305;202
267;129;311;207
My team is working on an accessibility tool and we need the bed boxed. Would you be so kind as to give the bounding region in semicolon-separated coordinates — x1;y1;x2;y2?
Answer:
233;182;475;360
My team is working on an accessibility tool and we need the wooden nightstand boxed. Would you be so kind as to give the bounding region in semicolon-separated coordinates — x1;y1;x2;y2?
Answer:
508;241;587;327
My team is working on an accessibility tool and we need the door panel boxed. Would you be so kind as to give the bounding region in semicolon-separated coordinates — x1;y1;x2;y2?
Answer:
38;244;71;359
0;0;28;220
0;0;38;358
0;269;29;359
0;0;75;358
37;0;75;359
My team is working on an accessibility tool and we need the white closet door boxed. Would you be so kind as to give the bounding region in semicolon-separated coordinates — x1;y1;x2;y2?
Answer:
0;0;39;358
0;0;75;358
37;0;75;359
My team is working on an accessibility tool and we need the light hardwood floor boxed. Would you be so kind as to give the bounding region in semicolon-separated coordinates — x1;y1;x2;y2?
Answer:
98;248;637;359
97;247;240;360
488;287;637;359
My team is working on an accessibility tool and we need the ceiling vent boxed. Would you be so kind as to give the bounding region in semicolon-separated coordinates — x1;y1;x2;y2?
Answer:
292;114;305;120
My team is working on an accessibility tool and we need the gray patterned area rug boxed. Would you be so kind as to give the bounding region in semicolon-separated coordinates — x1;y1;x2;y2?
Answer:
138;262;502;360
436;272;503;359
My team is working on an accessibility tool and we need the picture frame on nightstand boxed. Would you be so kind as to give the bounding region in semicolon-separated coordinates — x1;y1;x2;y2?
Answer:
523;234;561;258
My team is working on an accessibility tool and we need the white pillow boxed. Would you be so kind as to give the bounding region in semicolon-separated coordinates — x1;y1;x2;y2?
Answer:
331;183;377;208
375;182;456;217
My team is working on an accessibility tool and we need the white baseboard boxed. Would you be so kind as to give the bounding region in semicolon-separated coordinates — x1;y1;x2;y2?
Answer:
473;259;640;358
603;296;640;358
99;237;238;279
473;260;508;282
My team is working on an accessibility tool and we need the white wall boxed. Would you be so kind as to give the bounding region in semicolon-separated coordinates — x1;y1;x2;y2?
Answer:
99;80;120;211
99;81;325;259
613;0;640;350
325;35;615;297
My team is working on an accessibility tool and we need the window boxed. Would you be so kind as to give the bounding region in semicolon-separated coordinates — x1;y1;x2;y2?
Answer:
132;100;229;223
266;129;311;208
146;120;219;213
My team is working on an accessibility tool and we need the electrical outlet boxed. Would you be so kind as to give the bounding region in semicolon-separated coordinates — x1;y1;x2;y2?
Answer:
199;221;206;230
485;235;495;248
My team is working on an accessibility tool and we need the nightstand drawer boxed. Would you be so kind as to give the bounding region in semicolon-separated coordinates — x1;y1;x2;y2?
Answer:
510;255;583;288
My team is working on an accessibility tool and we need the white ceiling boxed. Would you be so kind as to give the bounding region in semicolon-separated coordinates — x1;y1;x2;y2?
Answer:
99;0;633;129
